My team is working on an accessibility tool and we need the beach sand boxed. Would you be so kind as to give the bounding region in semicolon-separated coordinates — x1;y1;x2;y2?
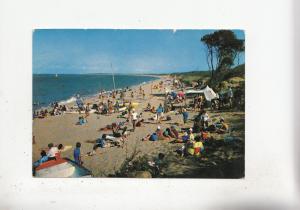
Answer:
32;76;245;177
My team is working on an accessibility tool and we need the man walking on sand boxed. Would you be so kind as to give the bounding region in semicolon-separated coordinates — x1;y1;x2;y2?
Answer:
131;109;138;132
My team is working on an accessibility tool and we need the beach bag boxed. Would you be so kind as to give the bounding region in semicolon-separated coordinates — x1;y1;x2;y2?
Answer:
150;133;158;141
166;116;172;121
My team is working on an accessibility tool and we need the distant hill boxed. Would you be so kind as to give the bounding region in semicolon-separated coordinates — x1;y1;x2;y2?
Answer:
170;70;211;85
171;64;245;91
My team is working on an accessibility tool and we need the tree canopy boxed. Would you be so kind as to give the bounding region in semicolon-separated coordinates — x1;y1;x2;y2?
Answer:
201;30;245;78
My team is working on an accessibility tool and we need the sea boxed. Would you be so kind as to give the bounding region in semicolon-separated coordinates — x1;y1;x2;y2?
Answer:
33;74;157;110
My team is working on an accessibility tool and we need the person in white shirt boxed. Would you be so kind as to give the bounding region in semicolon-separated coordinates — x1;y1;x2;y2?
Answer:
200;110;210;129
131;109;138;132
47;143;58;160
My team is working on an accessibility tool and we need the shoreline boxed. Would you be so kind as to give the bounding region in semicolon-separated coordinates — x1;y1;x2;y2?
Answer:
33;75;162;112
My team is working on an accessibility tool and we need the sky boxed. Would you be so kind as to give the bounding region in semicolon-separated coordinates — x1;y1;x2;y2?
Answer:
33;29;245;74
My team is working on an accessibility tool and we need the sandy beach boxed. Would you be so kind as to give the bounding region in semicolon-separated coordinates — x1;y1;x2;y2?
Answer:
33;75;245;177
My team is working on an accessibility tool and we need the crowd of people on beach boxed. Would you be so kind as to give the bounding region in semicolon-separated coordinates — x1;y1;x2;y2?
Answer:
33;102;68;119
34;77;237;176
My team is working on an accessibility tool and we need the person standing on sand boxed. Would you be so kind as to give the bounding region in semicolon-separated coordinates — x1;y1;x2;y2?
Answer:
120;91;125;100
131;91;134;99
73;142;82;165
200;110;210;129
156;103;164;123
182;108;189;124
128;101;134;112
131;109;138;132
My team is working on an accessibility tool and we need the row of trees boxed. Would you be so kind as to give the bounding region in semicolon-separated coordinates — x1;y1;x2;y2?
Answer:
201;30;245;78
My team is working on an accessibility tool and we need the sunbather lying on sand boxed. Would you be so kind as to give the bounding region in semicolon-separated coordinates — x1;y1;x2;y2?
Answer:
99;121;127;131
87;131;129;156
142;126;171;141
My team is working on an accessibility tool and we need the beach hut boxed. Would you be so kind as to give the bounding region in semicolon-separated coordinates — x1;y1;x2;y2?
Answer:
34;158;92;178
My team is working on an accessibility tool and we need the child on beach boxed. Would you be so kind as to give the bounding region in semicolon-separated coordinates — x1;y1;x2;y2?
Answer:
33;150;49;168
56;144;64;158
73;142;83;165
215;118;229;134
47;143;58;161
78;116;86;125
193;136;204;157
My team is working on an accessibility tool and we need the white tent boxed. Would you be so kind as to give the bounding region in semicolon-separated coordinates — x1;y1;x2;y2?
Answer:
185;86;217;101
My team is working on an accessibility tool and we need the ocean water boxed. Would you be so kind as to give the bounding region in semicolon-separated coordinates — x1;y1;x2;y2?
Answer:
33;74;157;110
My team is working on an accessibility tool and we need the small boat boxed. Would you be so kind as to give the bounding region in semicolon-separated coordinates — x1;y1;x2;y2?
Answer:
55;74;58;78
34;158;92;178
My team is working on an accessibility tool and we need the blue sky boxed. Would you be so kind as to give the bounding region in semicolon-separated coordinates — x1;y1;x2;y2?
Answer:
33;29;245;74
